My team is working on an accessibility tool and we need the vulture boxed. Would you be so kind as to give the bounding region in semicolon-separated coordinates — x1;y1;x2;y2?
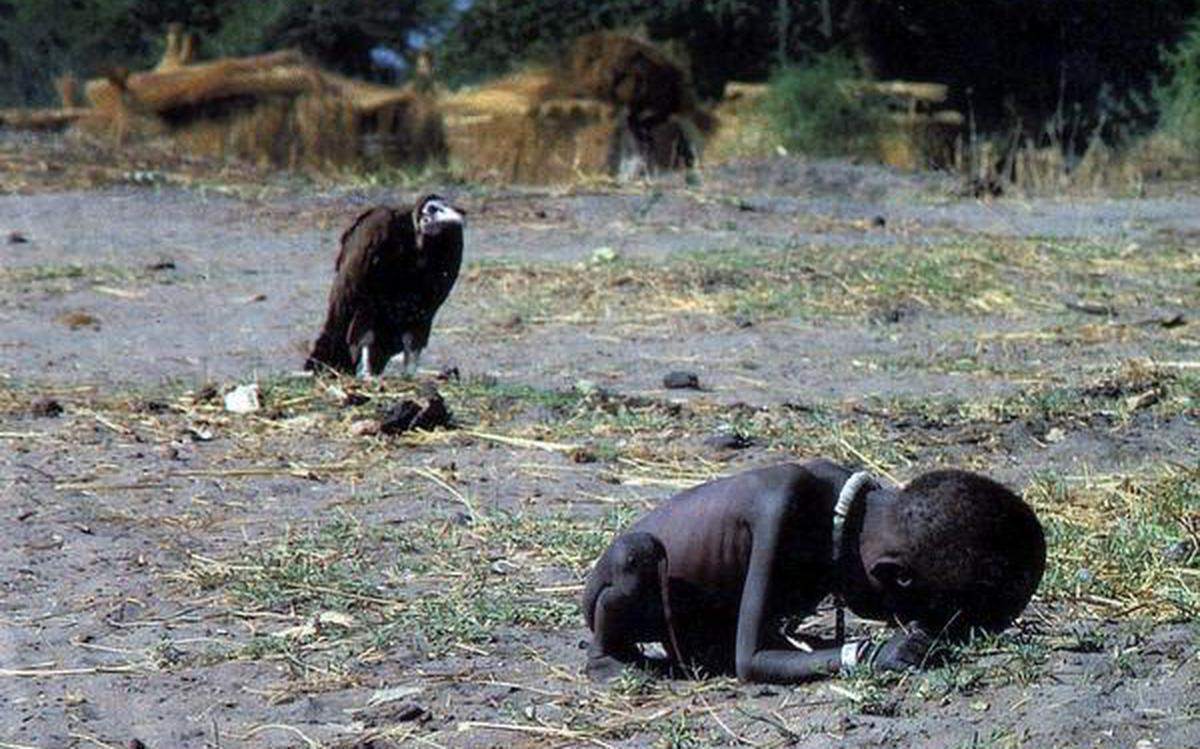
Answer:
305;194;464;378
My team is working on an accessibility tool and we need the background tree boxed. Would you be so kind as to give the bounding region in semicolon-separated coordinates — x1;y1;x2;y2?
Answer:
843;0;1199;145
0;0;453;106
255;0;453;79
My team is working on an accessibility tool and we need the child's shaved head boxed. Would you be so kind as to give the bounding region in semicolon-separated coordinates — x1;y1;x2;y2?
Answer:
894;470;1045;635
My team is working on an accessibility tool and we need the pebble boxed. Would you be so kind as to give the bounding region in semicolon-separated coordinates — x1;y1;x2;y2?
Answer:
662;371;700;389
30;397;63;417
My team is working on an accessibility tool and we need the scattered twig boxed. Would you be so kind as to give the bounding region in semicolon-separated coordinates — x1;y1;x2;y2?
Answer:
231;723;320;748
0;664;143;677
462;429;580;453
456;721;614;749
67;732;121;749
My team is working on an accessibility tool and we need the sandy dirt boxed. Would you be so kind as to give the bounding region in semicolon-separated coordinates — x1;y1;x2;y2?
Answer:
1;151;1197;748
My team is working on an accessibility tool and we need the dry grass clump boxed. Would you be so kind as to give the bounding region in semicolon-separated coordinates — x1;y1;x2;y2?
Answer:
74;45;446;171
441;32;714;183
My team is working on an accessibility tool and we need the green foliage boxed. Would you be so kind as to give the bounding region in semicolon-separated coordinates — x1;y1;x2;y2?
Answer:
435;0;834;95
0;0;453;106
252;0;454;78
435;0;652;88
1156;16;1200;148
0;0;140;105
762;53;885;158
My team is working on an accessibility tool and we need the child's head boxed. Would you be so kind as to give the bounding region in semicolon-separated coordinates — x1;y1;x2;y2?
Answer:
872;470;1045;636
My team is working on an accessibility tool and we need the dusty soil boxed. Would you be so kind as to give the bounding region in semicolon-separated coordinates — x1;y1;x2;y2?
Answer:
1;140;1197;748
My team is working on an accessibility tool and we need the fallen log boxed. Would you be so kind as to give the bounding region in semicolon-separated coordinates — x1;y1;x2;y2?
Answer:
0;107;90;131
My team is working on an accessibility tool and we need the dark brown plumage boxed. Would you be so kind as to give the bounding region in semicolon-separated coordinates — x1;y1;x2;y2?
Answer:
305;194;464;377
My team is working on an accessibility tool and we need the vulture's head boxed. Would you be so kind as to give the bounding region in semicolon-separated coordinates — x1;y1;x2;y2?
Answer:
415;194;464;240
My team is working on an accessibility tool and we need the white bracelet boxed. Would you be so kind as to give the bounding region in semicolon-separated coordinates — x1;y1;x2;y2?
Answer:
840;641;862;671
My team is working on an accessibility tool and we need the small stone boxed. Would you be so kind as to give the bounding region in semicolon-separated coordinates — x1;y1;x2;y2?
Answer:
30;397;63;418
138;399;169;414
732;314;754;329
569;446;598;463
1163;540;1194;563
146;260;175;271
223;383;260;414
662;371;700;390
871;215;886;227
1043;427;1065;443
436;366;461;382
591;246;619;264
8;231;28;244
349;419;380;437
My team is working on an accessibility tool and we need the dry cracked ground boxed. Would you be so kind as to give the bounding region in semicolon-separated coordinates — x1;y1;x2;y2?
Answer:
1;141;1198;748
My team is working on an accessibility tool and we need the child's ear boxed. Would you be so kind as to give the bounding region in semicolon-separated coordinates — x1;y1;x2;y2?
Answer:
870;558;915;590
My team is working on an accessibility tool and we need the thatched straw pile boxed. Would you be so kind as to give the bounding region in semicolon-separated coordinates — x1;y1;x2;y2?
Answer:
77;37;445;171
441;33;715;183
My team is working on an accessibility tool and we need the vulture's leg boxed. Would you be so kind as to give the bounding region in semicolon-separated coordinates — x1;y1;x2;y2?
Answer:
357;346;372;381
401;333;419;377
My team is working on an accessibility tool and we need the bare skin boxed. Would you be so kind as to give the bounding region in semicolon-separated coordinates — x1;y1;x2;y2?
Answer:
582;460;936;683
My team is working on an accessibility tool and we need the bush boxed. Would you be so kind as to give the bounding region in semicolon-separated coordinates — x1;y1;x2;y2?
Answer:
762;53;885;158
1156;17;1200;149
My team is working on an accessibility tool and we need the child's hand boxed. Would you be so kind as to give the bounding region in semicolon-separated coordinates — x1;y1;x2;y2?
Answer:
870;626;934;671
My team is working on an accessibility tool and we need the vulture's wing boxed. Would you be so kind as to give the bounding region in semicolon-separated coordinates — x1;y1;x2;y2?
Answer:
306;207;398;372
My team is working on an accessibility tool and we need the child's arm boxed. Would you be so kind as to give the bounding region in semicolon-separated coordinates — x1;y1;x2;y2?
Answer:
733;474;844;682
731;470;935;683
739;621;936;683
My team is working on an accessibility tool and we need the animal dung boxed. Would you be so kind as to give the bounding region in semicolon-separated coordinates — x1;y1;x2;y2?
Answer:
662;370;701;390
223;383;261;414
30;397;63;418
378;390;453;435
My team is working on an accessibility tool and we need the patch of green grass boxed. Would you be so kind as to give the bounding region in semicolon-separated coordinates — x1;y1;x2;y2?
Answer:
462;236;1196;330
955;728;1033;749
0;262;154;293
175;505;633;674
762;52;887;158
654;713;706;749
187;516;380;611
1030;468;1199;620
